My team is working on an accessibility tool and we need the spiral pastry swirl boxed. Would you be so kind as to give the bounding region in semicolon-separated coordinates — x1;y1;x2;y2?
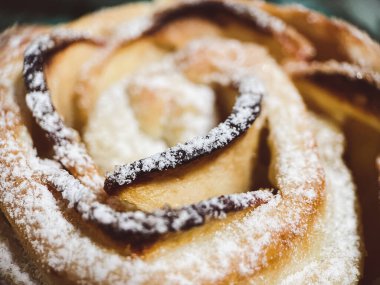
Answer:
0;0;379;284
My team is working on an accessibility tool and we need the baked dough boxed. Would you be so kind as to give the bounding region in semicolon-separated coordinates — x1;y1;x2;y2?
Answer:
1;0;379;284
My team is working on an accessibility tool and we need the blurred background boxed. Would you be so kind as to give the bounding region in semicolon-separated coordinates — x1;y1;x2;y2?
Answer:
0;0;379;41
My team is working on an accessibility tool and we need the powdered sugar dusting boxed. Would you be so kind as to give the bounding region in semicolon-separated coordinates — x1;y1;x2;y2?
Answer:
129;61;217;146
42;164;274;241
84;82;167;173
279;115;361;284
0;123;275;284
84;57;217;173
0;213;40;285
23;31;103;191
0;1;363;283
104;75;263;191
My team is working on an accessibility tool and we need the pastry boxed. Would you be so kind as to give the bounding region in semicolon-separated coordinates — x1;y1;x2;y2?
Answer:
0;0;379;284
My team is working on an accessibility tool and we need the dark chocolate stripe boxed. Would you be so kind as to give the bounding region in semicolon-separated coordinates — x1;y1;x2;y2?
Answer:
44;168;275;243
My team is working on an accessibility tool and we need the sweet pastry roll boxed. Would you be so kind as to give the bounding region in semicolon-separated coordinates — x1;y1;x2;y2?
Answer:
1;0;378;284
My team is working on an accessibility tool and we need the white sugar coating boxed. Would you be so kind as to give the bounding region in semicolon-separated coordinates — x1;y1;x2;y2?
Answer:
129;61;217;145
25;91;65;134
84;82;166;174
84;56;217;173
28;71;45;90
278;114;361;284
23;28;93;59
0;213;40;285
24;34;54;58
0;121;275;284
23;32;103;191
174;37;251;85
0;27;46;285
25;91;102;191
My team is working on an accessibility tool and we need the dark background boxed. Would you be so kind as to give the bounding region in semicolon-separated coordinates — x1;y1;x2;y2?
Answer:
0;0;379;41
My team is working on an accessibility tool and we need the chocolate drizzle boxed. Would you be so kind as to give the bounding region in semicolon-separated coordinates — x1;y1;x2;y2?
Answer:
44;167;274;243
22;0;275;242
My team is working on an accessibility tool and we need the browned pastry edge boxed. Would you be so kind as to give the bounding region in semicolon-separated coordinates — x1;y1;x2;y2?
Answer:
257;1;380;71
285;60;380;119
